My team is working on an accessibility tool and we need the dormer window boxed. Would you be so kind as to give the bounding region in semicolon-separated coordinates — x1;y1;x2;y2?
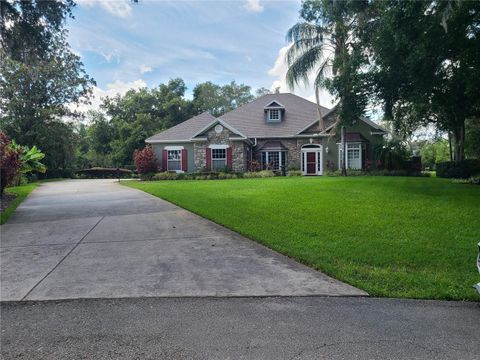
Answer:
268;109;281;122
264;100;285;123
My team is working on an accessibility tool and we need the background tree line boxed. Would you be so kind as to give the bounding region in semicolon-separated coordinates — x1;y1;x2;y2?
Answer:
0;1;271;176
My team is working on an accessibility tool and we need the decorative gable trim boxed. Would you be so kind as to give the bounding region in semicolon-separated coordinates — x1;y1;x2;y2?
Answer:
264;100;285;109
190;118;247;140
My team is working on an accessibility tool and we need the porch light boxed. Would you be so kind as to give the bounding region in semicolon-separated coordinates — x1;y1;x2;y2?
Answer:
325;146;329;154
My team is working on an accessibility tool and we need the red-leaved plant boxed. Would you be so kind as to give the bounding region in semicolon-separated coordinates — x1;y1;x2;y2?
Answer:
133;146;158;175
0;132;22;196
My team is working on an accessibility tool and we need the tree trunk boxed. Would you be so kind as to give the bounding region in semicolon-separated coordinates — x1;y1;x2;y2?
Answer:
315;87;324;131
448;131;453;161
341;125;347;176
453;119;465;161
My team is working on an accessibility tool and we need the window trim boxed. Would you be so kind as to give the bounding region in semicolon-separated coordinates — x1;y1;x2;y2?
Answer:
267;109;281;122
338;143;362;170
208;144;229;150
167;149;182;171
261;150;287;171
211;147;227;170
300;144;323;175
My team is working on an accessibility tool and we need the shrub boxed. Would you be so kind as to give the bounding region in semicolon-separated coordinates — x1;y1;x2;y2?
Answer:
152;171;178;180
247;160;261;172
325;170;342;176
139;172;155;181
76;167;133;179
453;176;480;185
0;132;21;196
324;169;430;177
133;146;157;174
287;170;303;176
436;159;480;179
287;161;300;171
217;172;238;179
243;170;275;178
41;168;75;179
374;139;410;170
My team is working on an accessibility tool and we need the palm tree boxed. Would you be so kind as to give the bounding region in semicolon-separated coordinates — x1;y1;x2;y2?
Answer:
285;0;366;176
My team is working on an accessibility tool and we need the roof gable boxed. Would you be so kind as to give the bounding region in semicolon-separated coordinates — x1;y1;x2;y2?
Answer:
264;100;285;109
191;118;246;139
145;112;216;143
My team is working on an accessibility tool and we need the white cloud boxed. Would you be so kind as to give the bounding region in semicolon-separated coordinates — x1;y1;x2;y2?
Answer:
101;52;114;62
139;64;153;74
70;79;147;115
244;0;264;13
268;45;335;107
76;0;132;18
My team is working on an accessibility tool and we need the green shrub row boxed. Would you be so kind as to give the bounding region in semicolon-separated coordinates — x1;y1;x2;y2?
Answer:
141;170;281;181
452;176;480;185
436;159;480;178
325;169;431;177
76;167;133;179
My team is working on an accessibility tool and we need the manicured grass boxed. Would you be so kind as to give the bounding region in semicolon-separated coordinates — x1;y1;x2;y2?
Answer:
124;177;480;301
0;183;37;225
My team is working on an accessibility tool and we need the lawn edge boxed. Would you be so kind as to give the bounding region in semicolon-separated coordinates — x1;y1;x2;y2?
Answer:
0;183;38;225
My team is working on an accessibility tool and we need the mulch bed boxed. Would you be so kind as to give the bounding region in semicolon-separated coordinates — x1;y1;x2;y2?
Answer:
0;193;17;213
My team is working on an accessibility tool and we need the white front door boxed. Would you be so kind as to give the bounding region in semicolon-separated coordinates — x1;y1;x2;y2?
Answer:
302;148;323;175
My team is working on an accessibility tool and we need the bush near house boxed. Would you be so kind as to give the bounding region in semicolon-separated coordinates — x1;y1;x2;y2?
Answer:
133;146;158;177
436;159;480;179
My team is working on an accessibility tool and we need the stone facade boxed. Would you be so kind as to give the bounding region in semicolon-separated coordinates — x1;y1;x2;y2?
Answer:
193;126;248;172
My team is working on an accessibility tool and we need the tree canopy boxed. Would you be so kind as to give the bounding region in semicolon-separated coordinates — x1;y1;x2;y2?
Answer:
0;0;94;173
287;0;480;161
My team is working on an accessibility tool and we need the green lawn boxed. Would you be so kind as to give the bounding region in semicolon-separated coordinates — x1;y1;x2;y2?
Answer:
124;177;480;301
0;183;37;225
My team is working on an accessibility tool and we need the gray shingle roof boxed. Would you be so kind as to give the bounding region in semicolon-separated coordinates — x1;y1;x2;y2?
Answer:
145;111;216;142
146;93;332;143
219;93;330;138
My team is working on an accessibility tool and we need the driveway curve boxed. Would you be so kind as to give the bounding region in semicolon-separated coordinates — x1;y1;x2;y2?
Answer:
0;179;366;301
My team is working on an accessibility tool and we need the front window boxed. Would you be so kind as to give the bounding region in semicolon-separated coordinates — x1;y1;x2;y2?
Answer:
268;109;280;122
212;148;226;170
167;150;181;171
261;151;286;171
338;144;362;170
347;144;361;169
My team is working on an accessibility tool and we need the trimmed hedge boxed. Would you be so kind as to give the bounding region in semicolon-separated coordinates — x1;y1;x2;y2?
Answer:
436;159;480;178
77;167;133;179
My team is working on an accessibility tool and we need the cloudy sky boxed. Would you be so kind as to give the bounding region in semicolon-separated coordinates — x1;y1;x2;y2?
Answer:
69;0;334;112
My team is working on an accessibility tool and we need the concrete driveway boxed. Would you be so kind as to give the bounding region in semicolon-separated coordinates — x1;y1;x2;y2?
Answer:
0;179;365;301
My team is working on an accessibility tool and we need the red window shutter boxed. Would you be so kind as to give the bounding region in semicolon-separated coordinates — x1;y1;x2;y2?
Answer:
181;149;187;172
206;148;211;171
226;147;233;170
162;149;168;171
